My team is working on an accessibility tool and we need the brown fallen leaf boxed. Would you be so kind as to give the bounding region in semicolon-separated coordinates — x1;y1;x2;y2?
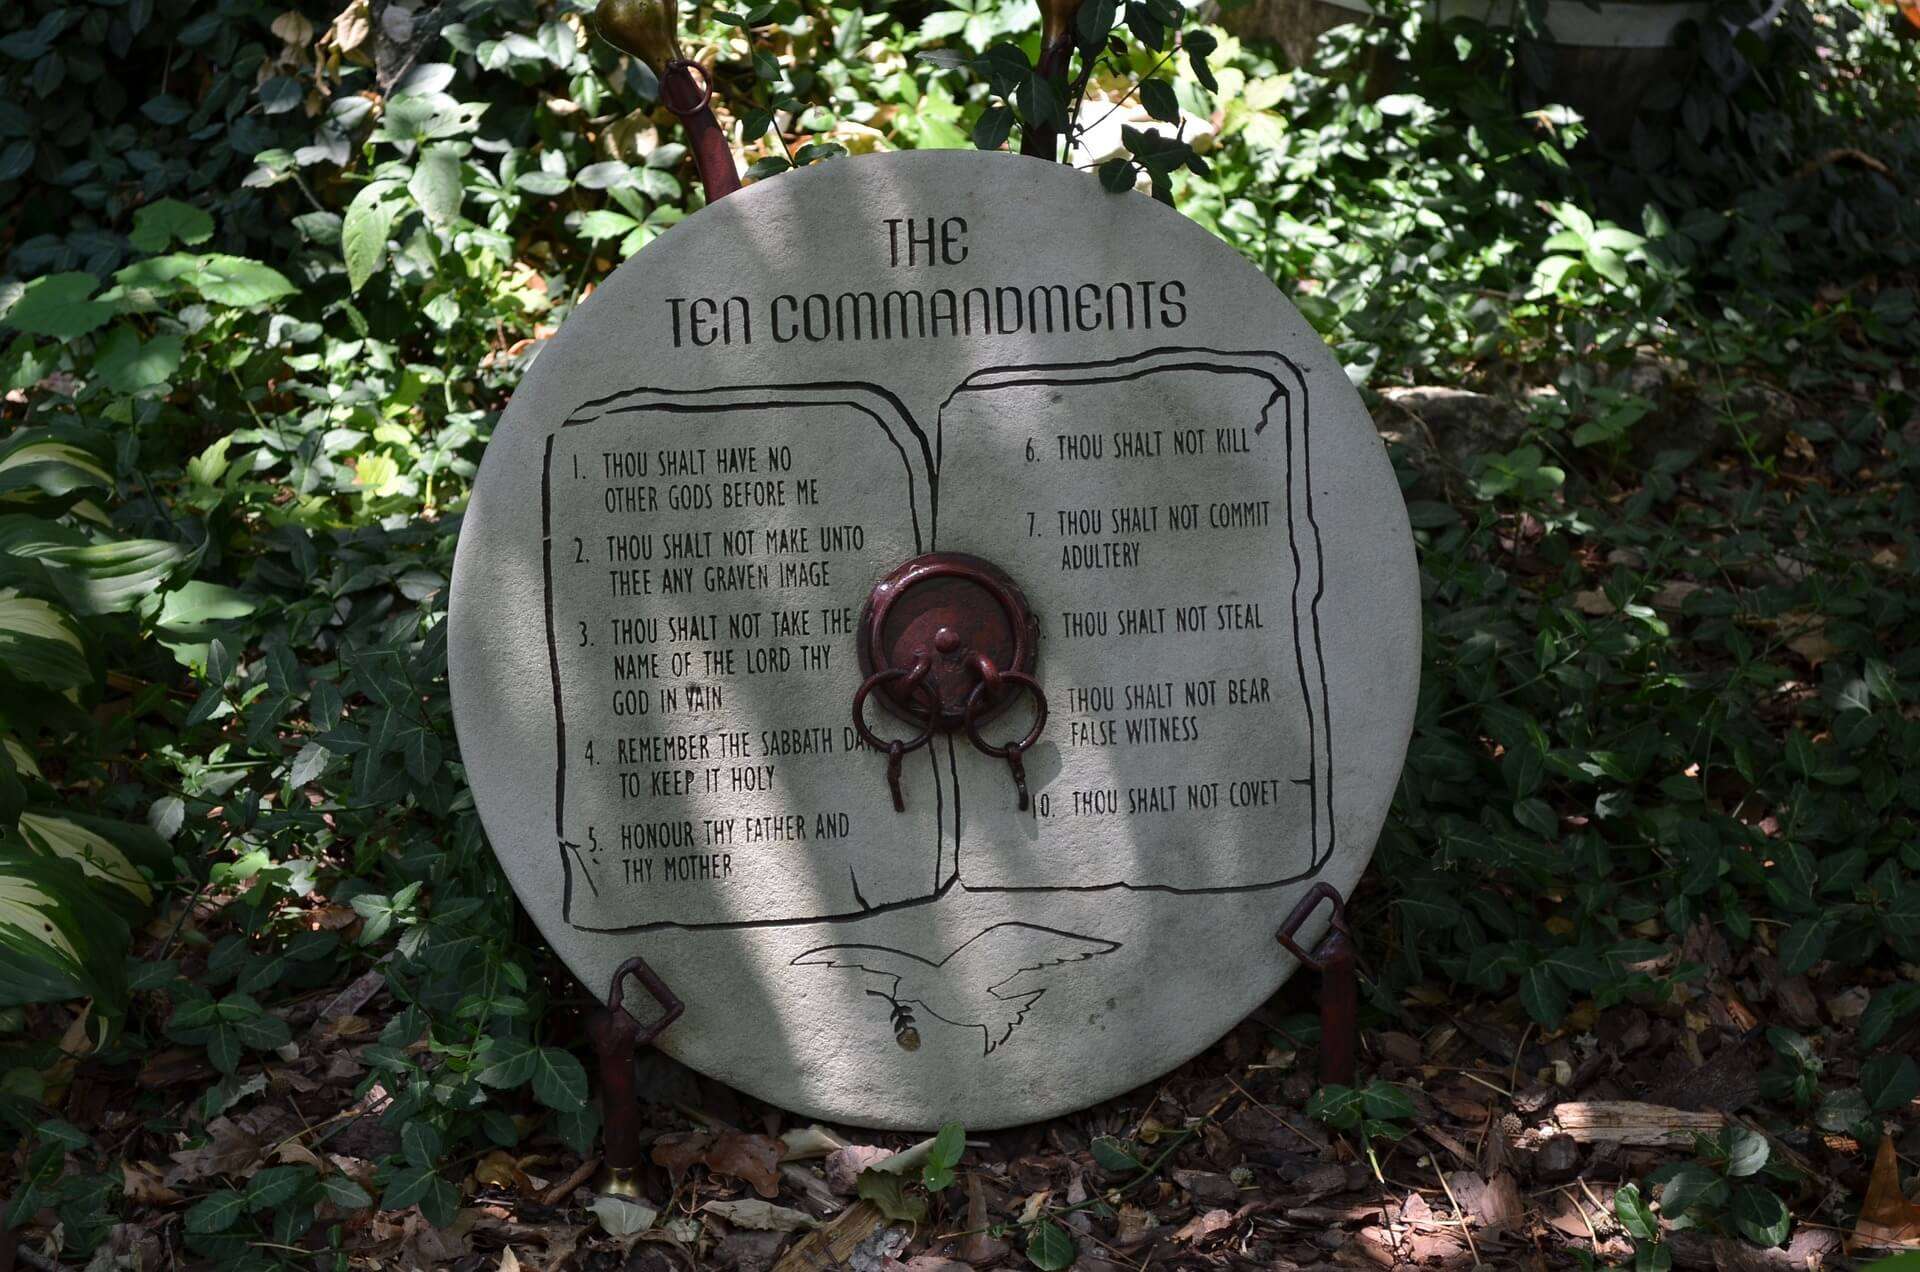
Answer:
122;1160;182;1206
1172;1208;1234;1244
652;1130;714;1188
651;1128;786;1199
702;1198;816;1232
1853;1135;1920;1250
708;1129;785;1200
164;1115;267;1185
1113;1202;1158;1247
1573;589;1616;616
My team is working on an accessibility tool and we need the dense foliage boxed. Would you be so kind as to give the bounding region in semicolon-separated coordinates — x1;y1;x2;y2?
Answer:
0;0;1916;1265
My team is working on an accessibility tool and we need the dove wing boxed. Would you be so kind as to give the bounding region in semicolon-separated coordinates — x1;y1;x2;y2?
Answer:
789;943;939;999
931;923;1121;999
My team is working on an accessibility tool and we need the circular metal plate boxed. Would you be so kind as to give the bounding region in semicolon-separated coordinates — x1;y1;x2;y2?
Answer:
449;151;1418;1130
856;552;1038;731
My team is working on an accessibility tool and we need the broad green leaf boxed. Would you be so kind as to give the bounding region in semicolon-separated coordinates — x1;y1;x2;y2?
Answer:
343;183;399;292
1656;1164;1725;1220
192;256;297;308
1138;78;1180;123
245;1165;307;1210
3;273;111;341
1362;1080;1415;1120
402;1120;442;1168
93;327;183;395
577;210;638;241
319;1175;372;1209
129;199;215;253
409;144;464;223
157;580;256;633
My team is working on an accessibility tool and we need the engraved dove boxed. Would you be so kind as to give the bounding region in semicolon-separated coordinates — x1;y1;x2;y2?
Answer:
790;922;1121;1055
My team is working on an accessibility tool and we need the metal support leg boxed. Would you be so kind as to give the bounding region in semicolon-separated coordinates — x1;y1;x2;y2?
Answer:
588;956;684;1198
1276;882;1357;1088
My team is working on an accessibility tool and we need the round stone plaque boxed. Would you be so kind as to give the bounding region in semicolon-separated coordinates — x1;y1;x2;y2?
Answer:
449;150;1417;1130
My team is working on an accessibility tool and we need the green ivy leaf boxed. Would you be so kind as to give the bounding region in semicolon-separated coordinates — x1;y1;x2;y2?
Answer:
1730;1183;1790;1247
1777;918;1830;977
1723;1126;1768;1178
184;1188;248;1234
1090;1135;1143;1172
1025;1217;1076;1270
320;1174;372;1210
1138;78;1180;124
402;1120;442;1169
1861;1052;1920;1113
530;1045;588;1110
1613;1182;1657;1242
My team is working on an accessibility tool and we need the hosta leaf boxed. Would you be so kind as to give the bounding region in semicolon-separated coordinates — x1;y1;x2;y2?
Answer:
14;809;164;910
0;846;130;1009
0;592;89;690
36;538;191;615
0;432;113;503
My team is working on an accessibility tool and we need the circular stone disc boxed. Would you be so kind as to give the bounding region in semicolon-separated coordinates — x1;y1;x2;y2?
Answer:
449;150;1417;1130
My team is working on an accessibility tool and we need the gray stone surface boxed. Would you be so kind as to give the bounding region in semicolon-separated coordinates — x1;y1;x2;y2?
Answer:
448;151;1418;1129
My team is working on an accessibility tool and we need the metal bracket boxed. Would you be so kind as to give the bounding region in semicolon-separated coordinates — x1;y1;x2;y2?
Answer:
1275;882;1357;1088
587;956;684;1198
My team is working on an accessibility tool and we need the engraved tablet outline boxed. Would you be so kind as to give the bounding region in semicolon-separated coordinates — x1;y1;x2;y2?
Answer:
544;381;944;930
541;345;1332;933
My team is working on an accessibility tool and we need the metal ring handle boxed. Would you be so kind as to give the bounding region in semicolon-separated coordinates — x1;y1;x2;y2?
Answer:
852;661;939;754
962;671;1047;758
968;651;1003;699
662;57;714;115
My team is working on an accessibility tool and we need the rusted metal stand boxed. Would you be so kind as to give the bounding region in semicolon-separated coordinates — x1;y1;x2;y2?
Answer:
588;956;684;1198
660;58;743;204
1276;882;1357;1088
594;0;743;206
1019;0;1083;160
